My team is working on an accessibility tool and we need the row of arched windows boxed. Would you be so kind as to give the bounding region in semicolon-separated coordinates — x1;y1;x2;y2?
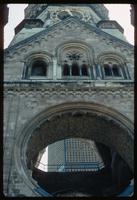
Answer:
24;56;130;80
28;61;121;77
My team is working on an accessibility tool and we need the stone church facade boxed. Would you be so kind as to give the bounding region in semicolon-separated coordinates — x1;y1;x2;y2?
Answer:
4;4;134;196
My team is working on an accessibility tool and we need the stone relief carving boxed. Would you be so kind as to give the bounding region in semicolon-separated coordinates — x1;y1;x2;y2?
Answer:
5;18;133;61
4;84;133;103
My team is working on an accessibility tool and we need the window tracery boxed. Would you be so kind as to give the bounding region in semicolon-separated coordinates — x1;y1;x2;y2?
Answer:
62;51;90;77
58;43;93;79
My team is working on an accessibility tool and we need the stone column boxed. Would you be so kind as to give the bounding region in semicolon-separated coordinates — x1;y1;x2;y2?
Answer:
97;64;103;80
93;63;102;80
92;64;96;80
124;63;131;80
53;57;57;80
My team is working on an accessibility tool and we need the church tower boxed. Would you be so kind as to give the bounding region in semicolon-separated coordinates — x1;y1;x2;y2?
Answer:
4;4;134;197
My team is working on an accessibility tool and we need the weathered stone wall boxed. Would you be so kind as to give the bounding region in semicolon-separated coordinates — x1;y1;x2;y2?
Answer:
3;4;134;197
4;83;134;125
3;84;134;196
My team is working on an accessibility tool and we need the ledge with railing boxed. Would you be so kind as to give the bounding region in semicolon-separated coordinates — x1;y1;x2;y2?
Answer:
36;161;105;172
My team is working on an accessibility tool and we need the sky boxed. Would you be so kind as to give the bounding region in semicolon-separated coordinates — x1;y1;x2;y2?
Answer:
4;4;134;49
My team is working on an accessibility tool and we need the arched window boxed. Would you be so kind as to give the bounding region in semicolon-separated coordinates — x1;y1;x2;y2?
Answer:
97;53;130;80
103;64;112;76
103;63;122;78
81;64;88;76
31;60;47;76
112;64;121;77
63;64;70;76
57;43;94;79
72;62;80;76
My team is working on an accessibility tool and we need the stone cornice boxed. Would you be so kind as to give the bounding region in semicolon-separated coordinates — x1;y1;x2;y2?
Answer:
96;20;124;33
4;82;134;94
5;17;133;54
15;19;44;35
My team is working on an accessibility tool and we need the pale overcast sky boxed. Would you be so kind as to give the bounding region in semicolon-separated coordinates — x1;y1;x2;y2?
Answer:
4;4;134;49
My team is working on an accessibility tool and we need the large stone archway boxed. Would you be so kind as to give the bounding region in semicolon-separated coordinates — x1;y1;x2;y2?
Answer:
14;101;134;196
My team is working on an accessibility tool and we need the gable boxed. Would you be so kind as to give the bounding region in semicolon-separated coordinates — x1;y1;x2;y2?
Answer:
5;17;133;60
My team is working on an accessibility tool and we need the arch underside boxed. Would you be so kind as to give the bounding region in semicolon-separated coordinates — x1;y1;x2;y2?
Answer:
24;102;133;172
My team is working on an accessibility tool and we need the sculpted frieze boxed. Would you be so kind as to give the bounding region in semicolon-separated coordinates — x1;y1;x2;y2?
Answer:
4;83;133;101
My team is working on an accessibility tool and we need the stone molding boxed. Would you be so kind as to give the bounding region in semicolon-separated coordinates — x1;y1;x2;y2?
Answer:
4;83;134;96
96;51;128;65
97;20;124;33
15;19;44;35
56;41;94;66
